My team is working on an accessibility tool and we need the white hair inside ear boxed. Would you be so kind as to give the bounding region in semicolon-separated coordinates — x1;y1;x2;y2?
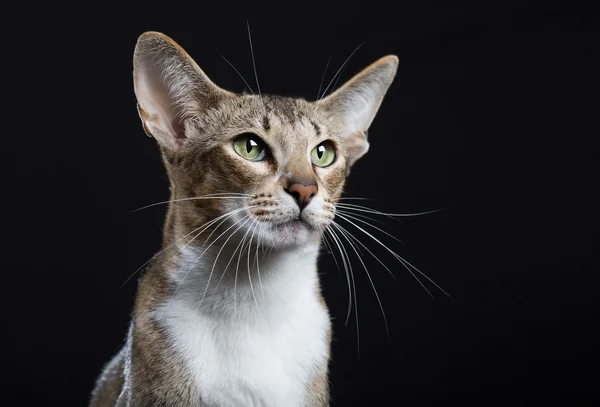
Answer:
132;31;233;149
135;66;185;144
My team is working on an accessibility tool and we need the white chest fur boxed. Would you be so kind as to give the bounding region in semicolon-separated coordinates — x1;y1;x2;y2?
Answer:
153;244;330;407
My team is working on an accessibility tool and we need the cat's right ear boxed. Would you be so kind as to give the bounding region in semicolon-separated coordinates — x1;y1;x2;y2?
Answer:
316;55;398;168
133;32;234;150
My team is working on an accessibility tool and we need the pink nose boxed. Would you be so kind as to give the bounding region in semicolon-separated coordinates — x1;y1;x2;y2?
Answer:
287;183;318;209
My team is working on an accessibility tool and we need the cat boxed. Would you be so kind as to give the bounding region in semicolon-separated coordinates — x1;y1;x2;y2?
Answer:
89;31;397;407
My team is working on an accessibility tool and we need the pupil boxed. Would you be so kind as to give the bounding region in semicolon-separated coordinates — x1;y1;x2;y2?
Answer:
317;145;324;158
246;139;255;153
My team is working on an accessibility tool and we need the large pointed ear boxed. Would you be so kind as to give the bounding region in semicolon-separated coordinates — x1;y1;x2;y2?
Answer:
316;55;398;167
133;32;234;150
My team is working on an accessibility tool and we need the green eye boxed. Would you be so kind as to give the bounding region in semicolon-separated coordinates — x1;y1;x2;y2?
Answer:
311;141;336;167
233;133;266;161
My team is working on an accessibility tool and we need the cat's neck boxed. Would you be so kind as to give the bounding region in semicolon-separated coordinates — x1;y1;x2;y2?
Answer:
136;208;331;407
153;207;324;323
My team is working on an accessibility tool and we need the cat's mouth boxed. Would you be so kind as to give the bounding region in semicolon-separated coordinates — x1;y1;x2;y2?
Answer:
280;217;312;230
248;212;319;248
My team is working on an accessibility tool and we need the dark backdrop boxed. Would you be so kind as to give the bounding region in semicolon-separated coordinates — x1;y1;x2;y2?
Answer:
2;3;598;406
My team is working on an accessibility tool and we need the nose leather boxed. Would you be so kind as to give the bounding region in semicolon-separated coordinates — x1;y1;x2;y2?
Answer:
287;182;318;209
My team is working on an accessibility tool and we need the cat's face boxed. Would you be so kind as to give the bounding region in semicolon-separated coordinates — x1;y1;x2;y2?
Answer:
170;96;349;247
133;32;397;248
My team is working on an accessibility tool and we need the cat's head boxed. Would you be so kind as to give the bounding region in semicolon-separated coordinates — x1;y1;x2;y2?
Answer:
133;32;397;249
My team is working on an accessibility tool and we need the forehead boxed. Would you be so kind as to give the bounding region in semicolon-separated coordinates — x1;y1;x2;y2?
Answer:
261;97;326;152
199;95;331;154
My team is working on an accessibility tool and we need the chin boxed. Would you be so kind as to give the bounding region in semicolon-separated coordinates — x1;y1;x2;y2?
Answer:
256;219;319;249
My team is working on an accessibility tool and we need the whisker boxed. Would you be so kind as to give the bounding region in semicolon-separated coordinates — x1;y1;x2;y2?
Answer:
336;203;447;218
158;206;258;320
316;54;333;100
321;232;341;273
119;206;250;290
246;20;262;99
393;254;452;299
326;226;360;357
215;218;254;290
255;222;265;299
234;219;255;319
246;221;262;318
332;219;396;281
219;53;255;94
335;209;404;244
327;228;356;320
319;42;365;100
130;193;251;213
335;212;431;297
335;203;402;224
334;208;388;226
335;212;450;298
119;224;204;291
332;221;389;341
333;197;374;201
324;228;352;324
329;57;352;100
198;215;253;308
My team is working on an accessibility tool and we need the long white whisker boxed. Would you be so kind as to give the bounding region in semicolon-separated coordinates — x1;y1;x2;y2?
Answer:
335;208;388;225
131;194;251;212
255;222;265;299
119;224;204;291
332;221;389;340
316;54;333;100
327;227;356;322
394;254;452;299
332;219;396;281
326;226;360;357
335;204;402;223
198;215;253;308
335;212;450;298
322;232;341;274
336;203;447;217
215;218;254;290
319;42;365;100
246;221;262;318
119;206;249;290
329;59;352;100
219;53;255;94
324;228;352;323
234;219;255;319
335;212;432;297
333;197;374;201
336;209;404;244
246;20;262;98
161;206;258;318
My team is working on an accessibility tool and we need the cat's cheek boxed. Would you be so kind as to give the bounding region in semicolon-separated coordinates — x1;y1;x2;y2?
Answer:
213;148;274;193
317;164;347;198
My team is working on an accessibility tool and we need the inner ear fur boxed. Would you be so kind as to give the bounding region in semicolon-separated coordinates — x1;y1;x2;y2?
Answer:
133;31;235;150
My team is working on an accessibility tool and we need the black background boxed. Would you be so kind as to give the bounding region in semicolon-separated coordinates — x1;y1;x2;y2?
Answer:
1;3;598;406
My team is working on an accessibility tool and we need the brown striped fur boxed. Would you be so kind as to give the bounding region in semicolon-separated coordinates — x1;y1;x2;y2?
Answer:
90;31;397;407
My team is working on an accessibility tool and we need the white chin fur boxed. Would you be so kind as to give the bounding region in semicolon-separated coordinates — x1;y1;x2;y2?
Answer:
254;220;317;249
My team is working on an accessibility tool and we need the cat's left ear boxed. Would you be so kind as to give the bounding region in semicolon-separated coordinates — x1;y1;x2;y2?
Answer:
316;55;398;167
